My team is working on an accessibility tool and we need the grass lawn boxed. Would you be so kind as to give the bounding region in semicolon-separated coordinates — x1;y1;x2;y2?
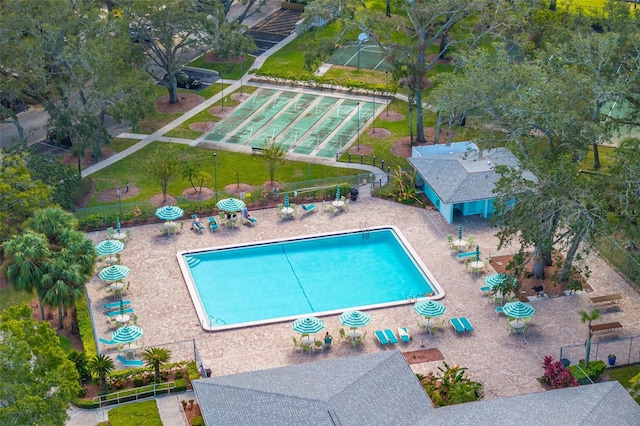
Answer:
108;400;162;426
85;142;362;208
606;364;640;404
188;52;257;80
0;288;34;313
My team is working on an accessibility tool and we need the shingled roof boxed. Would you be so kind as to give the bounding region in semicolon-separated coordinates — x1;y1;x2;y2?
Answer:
408;146;533;204
192;351;433;425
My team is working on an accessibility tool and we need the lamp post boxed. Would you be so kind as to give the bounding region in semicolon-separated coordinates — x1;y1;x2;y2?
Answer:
220;73;224;110
213;153;218;202
357;33;368;70
116;186;122;218
372;94;376;134
239;58;243;95
357;102;361;151
385;71;389;116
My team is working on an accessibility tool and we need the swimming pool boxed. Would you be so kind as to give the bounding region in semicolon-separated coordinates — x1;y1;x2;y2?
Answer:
178;226;444;330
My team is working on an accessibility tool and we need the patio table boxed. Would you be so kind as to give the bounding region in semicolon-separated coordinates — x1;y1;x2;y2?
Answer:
332;200;345;208
452;239;467;251
115;314;130;324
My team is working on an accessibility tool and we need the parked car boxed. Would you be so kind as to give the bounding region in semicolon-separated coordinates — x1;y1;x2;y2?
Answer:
47;129;72;148
129;19;151;43
163;71;202;89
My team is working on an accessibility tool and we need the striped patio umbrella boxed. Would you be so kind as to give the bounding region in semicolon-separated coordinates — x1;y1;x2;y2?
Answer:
98;265;130;282
475;245;480;262
155;205;184;221
95;240;124;258
339;310;371;329
291;317;325;335
502;301;536;319
485;273;508;288
458;224;463;240
216;198;246;212
413;300;446;318
336;187;341;201
111;325;143;345
116;217;121;234
283;194;290;208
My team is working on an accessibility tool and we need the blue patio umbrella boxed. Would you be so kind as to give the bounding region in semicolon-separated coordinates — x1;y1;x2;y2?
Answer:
155;205;184;221
502;301;536;319
339;310;372;329
292;317;325;335
458;224;463;240
475;245;480;262
283;194;290;208
99;265;130;282
111;325;143;345
95;240;124;258
216;198;246;213
116;217;121;234
485;273;508;288
413;300;446;318
336;187;341;201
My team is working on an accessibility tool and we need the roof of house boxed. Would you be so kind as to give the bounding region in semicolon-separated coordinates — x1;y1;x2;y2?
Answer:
194;351;640;426
419;380;640;426
408;146;532;204
192;351;433;425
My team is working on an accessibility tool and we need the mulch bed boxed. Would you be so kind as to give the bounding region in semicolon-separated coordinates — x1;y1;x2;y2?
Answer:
349;145;373;155
366;128;392;138
156;94;206;113
403;349;445;365
378;111;404;122
182;187;214;201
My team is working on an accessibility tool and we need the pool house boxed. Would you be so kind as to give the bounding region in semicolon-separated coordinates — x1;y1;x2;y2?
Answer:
407;142;532;224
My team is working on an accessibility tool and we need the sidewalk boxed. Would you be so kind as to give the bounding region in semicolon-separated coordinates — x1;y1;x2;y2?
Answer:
66;390;194;426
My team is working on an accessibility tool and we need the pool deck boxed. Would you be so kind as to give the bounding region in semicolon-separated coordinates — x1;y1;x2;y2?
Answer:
86;188;640;401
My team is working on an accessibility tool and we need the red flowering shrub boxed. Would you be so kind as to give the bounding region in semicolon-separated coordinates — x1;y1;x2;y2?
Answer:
542;356;579;389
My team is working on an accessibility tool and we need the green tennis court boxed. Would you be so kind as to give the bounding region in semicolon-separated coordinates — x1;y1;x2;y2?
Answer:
327;40;393;72
201;88;384;158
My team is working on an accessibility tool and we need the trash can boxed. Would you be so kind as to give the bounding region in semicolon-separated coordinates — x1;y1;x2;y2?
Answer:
350;187;359;201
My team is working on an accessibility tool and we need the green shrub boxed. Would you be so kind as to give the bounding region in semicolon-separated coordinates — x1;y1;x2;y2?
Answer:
570;360;606;384
133;374;146;387
187;360;200;380
76;296;97;360
174;378;187;392
191;416;205;426
72;398;100;409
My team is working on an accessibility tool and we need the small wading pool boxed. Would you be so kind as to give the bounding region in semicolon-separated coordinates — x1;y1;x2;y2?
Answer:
178;226;444;330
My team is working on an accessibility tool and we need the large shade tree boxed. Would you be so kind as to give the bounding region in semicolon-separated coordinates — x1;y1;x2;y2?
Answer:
302;0;505;143
0;0;154;155
119;0;255;104
0;304;80;425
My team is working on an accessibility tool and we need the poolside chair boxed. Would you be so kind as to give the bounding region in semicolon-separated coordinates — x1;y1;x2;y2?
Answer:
106;227;115;239
99;337;116;346
292;336;302;351
352;331;366;348
450;317;465;333
339;328;349;341
343;198;350;211
465;235;475;251
480;286;491;296
242;210;257;227
384;329;399;344
459;317;474;333
301;204;317;215
117;354;144;368
374;330;390;345
104;300;131;310
208;217;219;231
397;327;411;343
314;340;324;352
125;229;131;241
107;307;134;317
495;306;504;316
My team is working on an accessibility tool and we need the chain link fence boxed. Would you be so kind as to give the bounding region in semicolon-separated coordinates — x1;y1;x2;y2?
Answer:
560;335;640;367
75;173;375;231
592;236;640;288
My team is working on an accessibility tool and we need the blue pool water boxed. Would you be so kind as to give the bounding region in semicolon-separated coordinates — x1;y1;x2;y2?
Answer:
178;227;443;330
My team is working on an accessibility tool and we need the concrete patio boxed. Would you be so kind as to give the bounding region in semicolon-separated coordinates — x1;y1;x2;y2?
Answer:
86;188;640;401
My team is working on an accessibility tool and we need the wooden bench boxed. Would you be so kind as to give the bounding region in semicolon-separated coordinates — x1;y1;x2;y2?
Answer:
589;293;622;307
251;146;264;155
589;322;623;338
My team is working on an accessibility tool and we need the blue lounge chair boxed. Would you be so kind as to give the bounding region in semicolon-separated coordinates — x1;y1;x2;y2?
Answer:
397;327;411;343
374;330;389;345
107;307;134;317
117;354;144;367
459;317;474;332
384;329;399;344
450;317;465;333
495;306;504;316
208;217;219;231
301;204;317;215
104;300;130;310
457;251;479;260
480;286;491;296
99;337;116;345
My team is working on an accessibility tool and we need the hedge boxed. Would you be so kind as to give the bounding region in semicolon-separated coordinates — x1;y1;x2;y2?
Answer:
76;295;97;360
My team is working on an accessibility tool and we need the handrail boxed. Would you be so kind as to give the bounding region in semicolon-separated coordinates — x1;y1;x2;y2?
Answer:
92;381;176;406
208;315;227;326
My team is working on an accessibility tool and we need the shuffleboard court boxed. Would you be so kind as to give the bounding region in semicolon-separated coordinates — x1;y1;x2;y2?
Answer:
201;88;385;158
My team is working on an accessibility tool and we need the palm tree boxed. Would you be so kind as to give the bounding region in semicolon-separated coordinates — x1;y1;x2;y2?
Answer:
2;232;51;320
142;347;172;383
88;354;115;394
25;207;77;250
41;263;86;329
579;309;601;367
